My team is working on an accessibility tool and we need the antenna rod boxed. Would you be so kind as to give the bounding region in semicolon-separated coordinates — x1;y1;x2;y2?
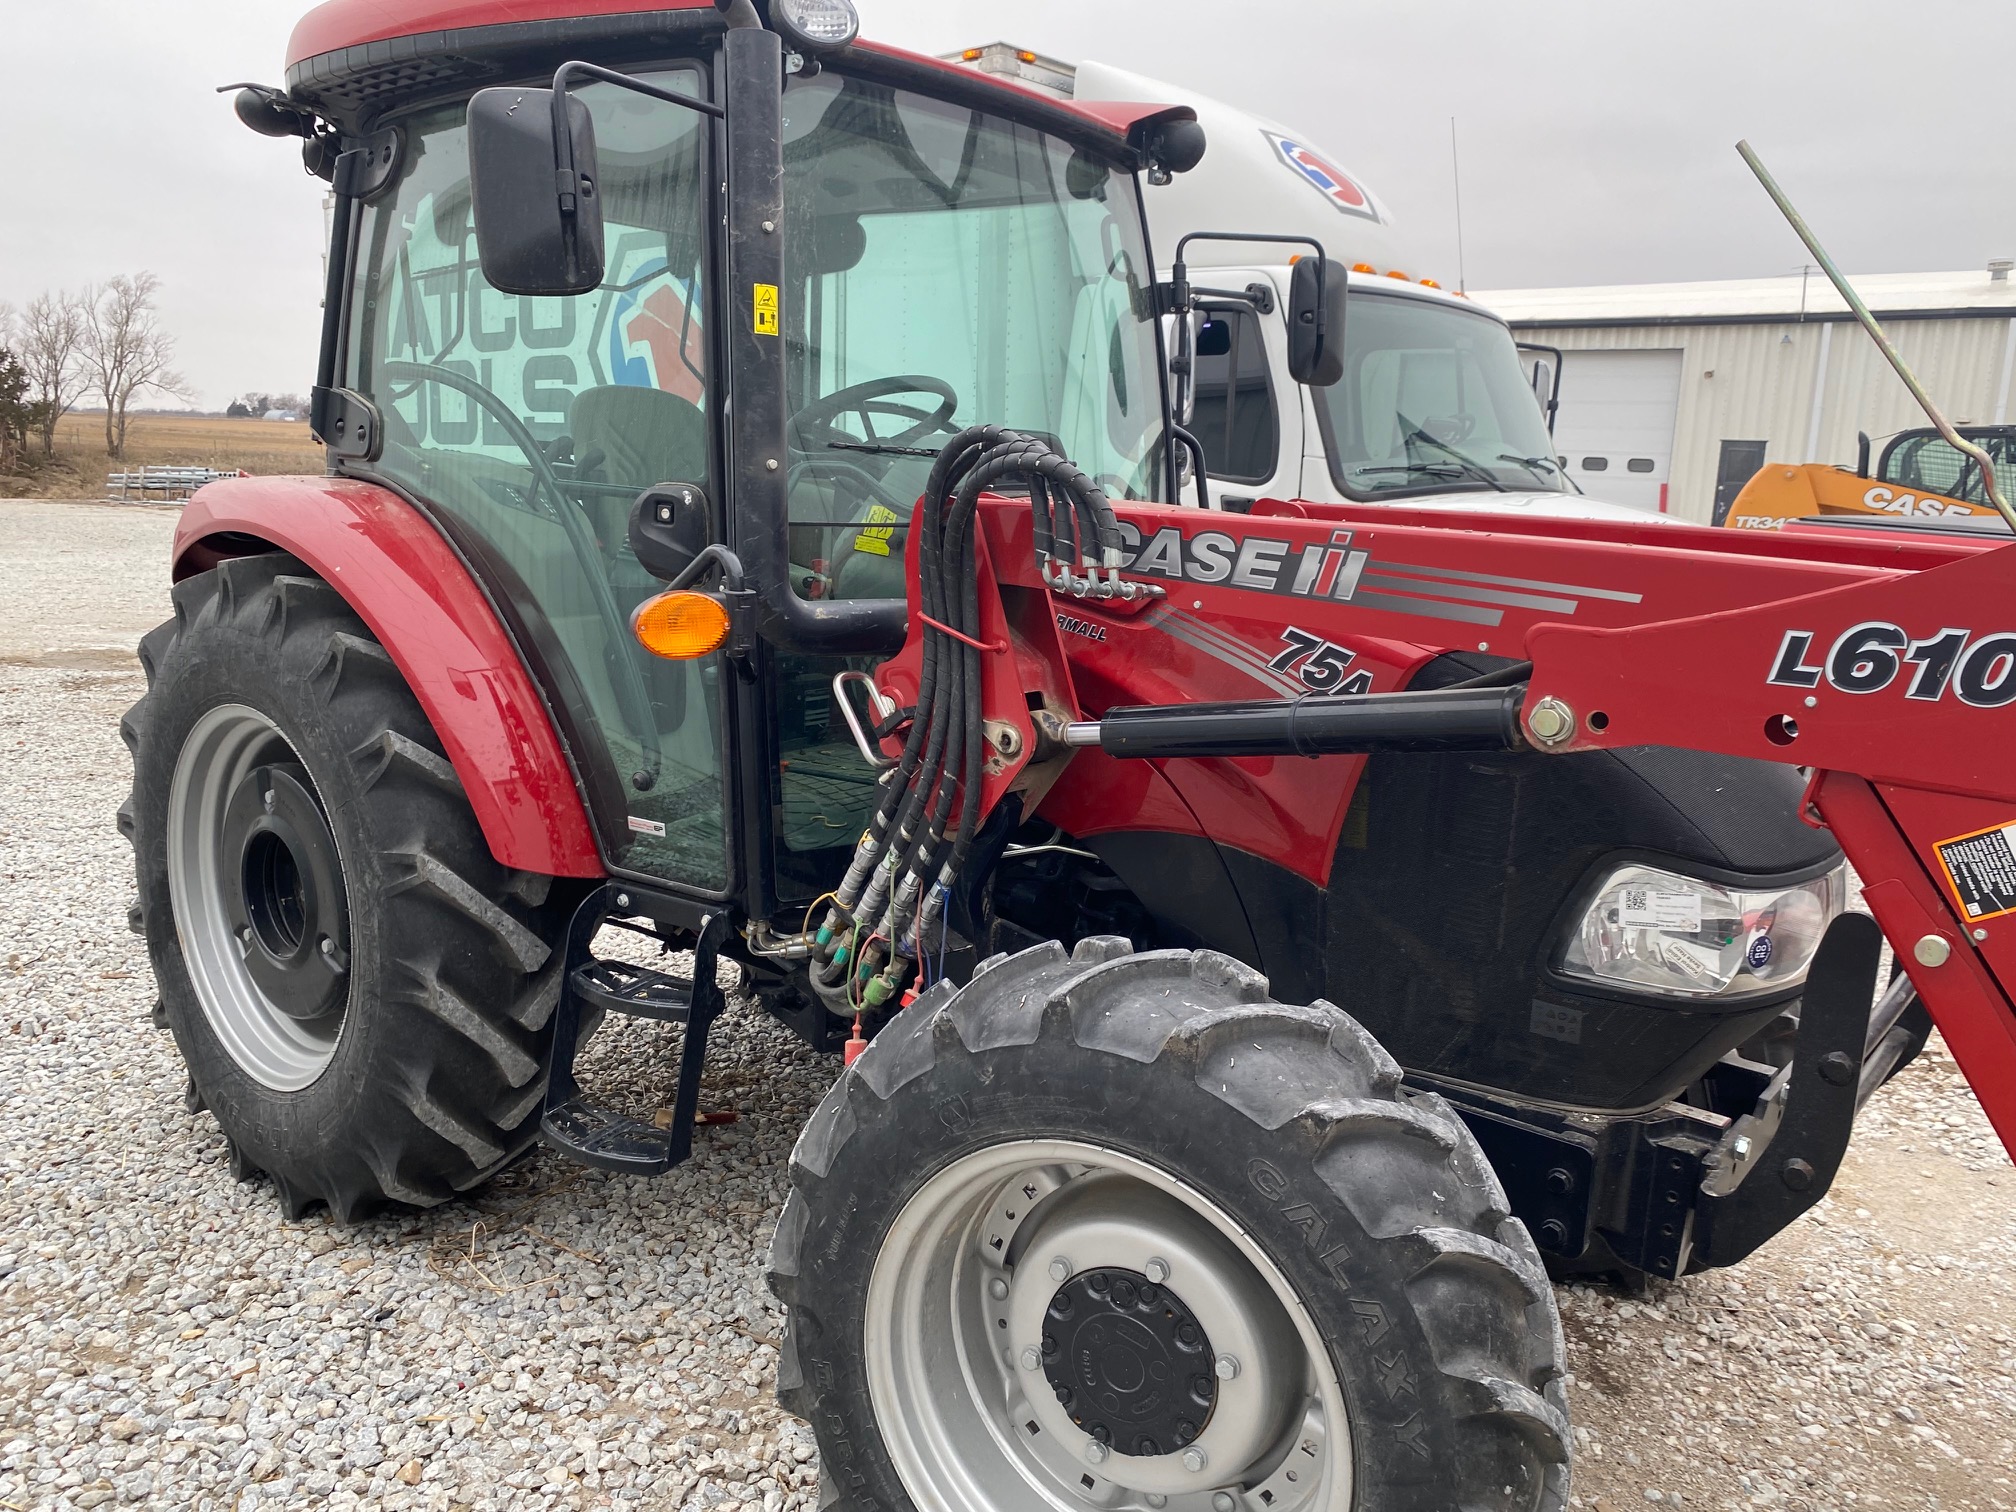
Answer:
1736;139;2011;527
1450;117;1467;295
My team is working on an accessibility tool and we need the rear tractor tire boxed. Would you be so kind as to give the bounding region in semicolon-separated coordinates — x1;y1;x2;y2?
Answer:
769;937;1571;1512
121;553;577;1220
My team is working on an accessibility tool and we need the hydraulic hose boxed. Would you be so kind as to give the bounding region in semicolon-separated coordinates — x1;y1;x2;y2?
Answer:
808;427;1137;1013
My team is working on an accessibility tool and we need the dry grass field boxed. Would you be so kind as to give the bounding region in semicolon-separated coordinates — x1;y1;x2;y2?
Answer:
0;411;326;499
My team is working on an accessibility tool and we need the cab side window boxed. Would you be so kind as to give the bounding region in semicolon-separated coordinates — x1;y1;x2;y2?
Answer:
1190;305;1279;486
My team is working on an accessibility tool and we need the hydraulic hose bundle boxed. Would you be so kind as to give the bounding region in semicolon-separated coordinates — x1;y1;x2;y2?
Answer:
807;427;1151;1015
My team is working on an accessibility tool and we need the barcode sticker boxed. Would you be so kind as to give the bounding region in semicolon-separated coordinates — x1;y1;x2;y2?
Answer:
628;815;668;838
1619;888;1701;931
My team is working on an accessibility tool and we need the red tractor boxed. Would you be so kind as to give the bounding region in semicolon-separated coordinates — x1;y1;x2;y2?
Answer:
122;2;2016;1509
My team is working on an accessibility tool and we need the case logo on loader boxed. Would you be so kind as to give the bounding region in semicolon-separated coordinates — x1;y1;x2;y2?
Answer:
1263;131;1380;222
1114;522;1641;629
1860;485;1982;520
1768;623;2016;706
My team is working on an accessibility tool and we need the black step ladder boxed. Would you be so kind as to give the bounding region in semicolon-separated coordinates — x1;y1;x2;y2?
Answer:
540;894;732;1177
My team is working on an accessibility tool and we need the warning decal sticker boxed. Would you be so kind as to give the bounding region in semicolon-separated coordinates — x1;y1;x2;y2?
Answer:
1935;820;2016;922
752;282;779;337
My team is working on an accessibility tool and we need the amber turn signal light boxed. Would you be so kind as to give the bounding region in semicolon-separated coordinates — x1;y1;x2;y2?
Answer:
632;591;731;660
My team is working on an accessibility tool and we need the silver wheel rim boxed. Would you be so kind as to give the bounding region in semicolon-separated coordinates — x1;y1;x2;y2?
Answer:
166;704;348;1091
865;1139;1352;1512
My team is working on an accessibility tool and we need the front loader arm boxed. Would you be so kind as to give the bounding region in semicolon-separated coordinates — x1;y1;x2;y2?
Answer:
1034;494;2016;1161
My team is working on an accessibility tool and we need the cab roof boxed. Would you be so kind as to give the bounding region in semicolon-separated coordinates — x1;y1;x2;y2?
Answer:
284;0;1192;154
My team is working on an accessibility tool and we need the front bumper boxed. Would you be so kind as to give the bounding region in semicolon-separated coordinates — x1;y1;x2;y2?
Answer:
1432;912;1900;1278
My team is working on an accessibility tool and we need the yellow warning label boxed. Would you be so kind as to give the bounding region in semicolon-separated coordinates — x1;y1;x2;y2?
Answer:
753;282;779;336
852;503;902;557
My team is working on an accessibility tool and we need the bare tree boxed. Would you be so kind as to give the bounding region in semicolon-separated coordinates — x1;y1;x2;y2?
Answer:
81;274;190;459
14;291;90;456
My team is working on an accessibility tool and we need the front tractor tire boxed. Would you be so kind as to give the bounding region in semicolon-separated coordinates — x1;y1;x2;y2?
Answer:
769;939;1570;1512
122;553;577;1220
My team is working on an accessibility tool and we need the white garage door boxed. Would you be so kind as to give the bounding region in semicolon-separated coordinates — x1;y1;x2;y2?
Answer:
1552;349;1684;512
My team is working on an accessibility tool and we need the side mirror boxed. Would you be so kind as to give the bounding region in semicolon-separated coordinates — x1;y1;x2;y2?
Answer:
1286;257;1347;387
468;86;605;296
630;485;712;582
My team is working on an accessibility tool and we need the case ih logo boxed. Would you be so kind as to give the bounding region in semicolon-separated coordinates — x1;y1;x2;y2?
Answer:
1263;131;1380;222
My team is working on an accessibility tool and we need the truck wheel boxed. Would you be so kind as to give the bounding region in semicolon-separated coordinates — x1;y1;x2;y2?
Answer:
769;938;1570;1512
121;553;577;1220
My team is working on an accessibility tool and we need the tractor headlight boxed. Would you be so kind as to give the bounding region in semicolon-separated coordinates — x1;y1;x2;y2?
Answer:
771;0;859;53
1558;862;1846;1000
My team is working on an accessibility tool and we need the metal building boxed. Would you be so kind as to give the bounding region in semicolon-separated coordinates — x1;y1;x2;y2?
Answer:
1476;264;2016;522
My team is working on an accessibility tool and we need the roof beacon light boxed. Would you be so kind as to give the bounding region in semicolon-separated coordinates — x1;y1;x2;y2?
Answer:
772;0;859;54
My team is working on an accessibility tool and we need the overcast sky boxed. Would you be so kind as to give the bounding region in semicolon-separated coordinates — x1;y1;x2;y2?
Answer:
4;0;2008;409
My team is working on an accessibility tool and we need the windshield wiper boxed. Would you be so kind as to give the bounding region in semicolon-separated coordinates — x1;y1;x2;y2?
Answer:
826;439;942;459
1393;413;1508;492
1496;452;1582;493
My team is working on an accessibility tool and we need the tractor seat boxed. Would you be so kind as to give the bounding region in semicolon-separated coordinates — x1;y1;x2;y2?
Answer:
567;385;709;568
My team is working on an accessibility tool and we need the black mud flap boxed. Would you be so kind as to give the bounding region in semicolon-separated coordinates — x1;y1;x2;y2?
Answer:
1693;911;1881;1268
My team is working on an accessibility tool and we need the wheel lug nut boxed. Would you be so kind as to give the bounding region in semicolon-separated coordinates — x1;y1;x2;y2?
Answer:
1182;1446;1209;1473
988;1277;1009;1301
1214;1353;1240;1381
1084;1441;1108;1465
1048;1256;1072;1283
1020;1347;1040;1371
1144;1256;1170;1284
1213;1495;1238;1512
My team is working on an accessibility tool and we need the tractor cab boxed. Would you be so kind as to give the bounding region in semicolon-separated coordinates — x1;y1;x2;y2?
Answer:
274;0;1208;922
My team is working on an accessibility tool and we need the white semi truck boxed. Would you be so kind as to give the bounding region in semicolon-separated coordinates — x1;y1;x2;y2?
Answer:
947;44;1661;524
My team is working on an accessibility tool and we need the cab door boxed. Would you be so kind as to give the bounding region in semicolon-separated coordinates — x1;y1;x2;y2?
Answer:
343;65;736;896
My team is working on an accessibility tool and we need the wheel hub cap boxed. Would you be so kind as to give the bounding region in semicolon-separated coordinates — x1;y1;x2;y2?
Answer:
223;762;349;1022
1042;1268;1216;1457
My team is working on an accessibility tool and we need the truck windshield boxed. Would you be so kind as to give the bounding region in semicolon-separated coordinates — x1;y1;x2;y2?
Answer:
1313;291;1566;500
778;72;1168;601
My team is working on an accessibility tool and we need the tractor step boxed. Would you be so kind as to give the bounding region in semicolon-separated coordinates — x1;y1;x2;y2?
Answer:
572;958;694;1022
539;896;732;1179
540;1097;685;1176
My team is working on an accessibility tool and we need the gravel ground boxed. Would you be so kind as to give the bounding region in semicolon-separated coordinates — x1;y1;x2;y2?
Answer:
1;497;2012;1512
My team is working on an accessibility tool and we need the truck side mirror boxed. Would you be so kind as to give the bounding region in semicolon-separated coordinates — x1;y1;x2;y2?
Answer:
468;86;606;296
630;485;712;582
1286;257;1346;387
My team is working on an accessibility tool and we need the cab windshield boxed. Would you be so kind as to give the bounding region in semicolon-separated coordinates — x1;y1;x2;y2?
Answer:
1880;429;2016;507
1314;290;1567;499
778;72;1168;601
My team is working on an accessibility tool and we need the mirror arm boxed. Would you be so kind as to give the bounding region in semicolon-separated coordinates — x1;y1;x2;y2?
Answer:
1173;231;1330;343
1191;284;1275;314
547;61;726;221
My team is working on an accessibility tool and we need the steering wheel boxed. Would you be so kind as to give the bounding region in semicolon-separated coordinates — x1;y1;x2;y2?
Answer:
789;375;960;453
1422;414;1478;445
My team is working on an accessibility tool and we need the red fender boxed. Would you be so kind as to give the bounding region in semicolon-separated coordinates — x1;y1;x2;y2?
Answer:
174;475;604;880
